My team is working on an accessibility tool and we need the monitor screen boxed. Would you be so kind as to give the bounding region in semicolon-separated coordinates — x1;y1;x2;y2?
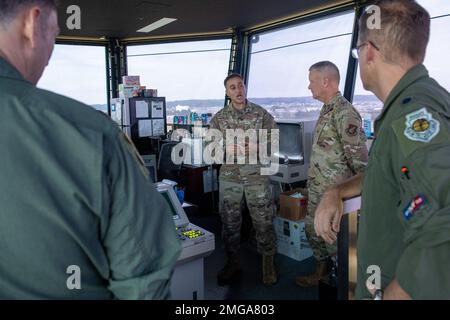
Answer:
160;190;180;220
156;183;190;227
145;165;156;182
142;154;157;182
277;122;304;164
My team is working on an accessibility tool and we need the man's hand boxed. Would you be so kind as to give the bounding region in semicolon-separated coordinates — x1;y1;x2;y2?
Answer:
314;173;364;244
314;187;343;244
245;142;258;157
226;143;258;158
226;144;245;156
225;143;237;156
366;278;411;300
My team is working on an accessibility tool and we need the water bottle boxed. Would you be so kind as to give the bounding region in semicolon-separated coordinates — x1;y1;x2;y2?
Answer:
175;187;185;204
363;114;372;138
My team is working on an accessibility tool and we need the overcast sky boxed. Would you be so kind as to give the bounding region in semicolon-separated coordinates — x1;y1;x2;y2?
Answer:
37;0;450;106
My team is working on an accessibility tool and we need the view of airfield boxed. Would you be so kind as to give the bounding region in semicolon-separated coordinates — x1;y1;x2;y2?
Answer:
91;94;382;125
162;95;382;123
37;0;447;130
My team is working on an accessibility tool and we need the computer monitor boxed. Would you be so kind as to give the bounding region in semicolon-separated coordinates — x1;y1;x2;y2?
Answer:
142;154;157;182
156;184;189;228
271;119;317;183
275;119;316;164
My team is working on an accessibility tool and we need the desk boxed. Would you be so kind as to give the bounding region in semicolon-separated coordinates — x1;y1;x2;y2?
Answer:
180;164;219;215
182;201;199;217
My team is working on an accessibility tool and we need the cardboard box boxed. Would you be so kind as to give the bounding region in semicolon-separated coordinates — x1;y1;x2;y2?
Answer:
122;75;140;86
279;187;308;220
274;216;313;262
118;84;140;98
144;89;158;97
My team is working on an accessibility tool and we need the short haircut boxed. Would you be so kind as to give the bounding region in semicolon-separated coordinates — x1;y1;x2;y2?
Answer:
0;0;57;25
224;73;243;87
358;0;430;64
309;61;340;83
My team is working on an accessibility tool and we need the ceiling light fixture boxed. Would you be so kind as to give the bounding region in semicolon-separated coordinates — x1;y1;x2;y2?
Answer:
137;17;177;33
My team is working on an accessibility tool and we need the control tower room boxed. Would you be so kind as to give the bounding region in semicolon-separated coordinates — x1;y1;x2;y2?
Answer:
1;0;449;302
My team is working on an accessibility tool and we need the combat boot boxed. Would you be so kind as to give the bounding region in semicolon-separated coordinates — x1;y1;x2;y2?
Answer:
262;255;277;285
217;252;241;285
295;260;329;287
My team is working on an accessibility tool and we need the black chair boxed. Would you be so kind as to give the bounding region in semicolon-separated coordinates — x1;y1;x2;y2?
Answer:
157;141;184;182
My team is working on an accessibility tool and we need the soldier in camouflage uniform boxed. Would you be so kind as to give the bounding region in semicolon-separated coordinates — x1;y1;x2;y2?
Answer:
296;61;368;287
210;73;279;285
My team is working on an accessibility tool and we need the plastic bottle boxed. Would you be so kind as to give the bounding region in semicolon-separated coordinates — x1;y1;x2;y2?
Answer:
363;114;372;138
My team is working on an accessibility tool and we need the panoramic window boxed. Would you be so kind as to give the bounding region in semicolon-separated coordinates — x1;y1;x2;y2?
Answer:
419;0;450;90
353;0;450;129
127;39;232;123
38;44;108;112
247;11;355;120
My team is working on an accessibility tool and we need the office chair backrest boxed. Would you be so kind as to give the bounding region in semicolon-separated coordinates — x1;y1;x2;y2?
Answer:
158;141;184;182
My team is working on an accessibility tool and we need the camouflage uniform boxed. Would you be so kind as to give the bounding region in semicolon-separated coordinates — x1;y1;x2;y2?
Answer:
210;101;278;256
307;92;368;261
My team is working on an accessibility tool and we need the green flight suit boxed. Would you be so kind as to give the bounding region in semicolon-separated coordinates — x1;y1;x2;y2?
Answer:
356;64;450;299
0;57;181;299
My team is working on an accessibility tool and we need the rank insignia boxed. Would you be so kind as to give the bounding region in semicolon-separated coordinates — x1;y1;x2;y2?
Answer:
404;108;440;142
403;194;426;221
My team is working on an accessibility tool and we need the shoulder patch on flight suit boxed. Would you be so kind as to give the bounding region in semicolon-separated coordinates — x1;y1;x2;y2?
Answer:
403;108;440;142
119;132;150;179
392;107;448;158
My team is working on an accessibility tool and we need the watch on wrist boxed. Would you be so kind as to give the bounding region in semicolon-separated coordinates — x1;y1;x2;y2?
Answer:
373;289;384;300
